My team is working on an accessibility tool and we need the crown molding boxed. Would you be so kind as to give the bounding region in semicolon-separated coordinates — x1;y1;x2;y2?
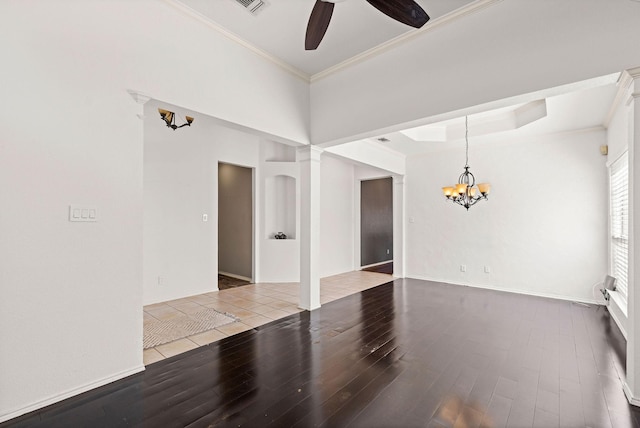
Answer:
626;66;640;79
164;0;310;82
310;0;503;83
603;73;627;127
127;90;151;120
604;67;640;126
127;89;151;105
297;145;324;162
166;0;501;85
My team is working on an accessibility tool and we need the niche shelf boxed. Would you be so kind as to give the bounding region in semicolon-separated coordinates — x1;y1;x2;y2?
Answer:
264;174;296;240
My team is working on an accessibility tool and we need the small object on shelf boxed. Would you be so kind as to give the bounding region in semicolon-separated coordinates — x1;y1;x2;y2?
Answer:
274;232;287;239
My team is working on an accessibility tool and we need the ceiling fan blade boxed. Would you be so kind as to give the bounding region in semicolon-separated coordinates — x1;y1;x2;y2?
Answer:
365;0;430;29
305;0;335;50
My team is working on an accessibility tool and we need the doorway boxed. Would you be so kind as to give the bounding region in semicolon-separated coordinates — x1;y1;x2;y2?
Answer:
218;162;253;290
360;177;393;274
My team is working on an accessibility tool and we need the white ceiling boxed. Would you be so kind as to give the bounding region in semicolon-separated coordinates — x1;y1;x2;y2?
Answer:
371;78;620;156
177;0;475;76
173;0;623;159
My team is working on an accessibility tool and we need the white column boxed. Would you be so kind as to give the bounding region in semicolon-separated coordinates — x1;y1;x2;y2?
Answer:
625;69;640;406
393;175;405;278
297;145;323;311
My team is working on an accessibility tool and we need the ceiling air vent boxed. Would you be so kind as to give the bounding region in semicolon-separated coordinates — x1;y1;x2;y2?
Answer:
233;0;269;15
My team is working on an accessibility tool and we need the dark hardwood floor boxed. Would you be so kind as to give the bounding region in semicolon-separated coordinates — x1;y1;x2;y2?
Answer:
362;262;393;275
217;274;251;290
3;278;639;427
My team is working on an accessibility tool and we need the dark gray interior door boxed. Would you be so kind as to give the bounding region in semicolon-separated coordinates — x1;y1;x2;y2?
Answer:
360;177;393;267
218;162;253;279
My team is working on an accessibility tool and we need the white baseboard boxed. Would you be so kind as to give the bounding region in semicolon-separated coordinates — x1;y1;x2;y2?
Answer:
624;381;640;407
406;274;600;305
219;271;252;282
0;365;145;424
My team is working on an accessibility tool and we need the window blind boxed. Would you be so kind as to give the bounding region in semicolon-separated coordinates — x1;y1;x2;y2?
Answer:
610;151;629;299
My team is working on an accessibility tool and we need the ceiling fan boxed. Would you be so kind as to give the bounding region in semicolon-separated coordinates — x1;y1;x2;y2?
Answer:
305;0;430;50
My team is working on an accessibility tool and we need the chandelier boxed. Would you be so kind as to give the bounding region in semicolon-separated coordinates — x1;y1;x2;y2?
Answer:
442;116;491;210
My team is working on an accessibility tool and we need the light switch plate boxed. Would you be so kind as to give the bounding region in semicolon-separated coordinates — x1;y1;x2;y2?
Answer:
69;205;98;222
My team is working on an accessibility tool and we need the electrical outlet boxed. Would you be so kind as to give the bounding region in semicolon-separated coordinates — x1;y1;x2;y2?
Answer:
387;249;390;254
460;265;466;272
484;266;491;273
202;213;208;222
158;276;164;286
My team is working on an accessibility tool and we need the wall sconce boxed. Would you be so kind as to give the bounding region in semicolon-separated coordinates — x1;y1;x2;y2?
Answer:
158;108;194;130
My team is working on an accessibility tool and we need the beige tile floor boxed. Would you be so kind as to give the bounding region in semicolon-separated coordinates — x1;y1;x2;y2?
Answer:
143;270;394;365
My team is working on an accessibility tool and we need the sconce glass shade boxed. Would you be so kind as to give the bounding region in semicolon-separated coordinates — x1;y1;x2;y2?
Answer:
442;187;454;197
158;109;173;123
477;183;491;195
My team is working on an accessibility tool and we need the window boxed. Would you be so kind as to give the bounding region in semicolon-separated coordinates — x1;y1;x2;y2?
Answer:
610;151;629;299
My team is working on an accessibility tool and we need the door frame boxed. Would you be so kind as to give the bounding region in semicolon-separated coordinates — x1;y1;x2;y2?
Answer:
217;161;256;284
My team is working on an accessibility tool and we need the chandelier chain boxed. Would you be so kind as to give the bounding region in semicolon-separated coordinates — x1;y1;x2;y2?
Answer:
465;115;469;167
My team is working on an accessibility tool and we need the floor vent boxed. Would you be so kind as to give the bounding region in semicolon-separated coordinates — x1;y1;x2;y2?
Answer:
233;0;268;15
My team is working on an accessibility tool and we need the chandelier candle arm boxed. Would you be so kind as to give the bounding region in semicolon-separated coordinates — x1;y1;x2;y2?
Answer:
441;116;491;210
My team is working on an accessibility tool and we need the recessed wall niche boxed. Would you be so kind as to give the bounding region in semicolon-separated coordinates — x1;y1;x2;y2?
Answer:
265;174;296;239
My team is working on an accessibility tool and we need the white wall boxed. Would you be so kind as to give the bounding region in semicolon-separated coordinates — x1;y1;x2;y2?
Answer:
311;0;640;145
0;5;147;422
258;141;300;282
320;155;356;277
146;111;369;297
144;100;263;304
608;95;631;165
405;129;608;302
0;0;309;421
